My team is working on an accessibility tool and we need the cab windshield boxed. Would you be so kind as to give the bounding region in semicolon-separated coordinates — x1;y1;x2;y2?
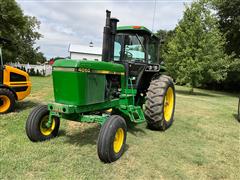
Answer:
114;33;145;62
114;33;159;63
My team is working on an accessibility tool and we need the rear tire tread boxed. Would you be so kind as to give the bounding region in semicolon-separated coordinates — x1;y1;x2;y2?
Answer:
144;75;175;130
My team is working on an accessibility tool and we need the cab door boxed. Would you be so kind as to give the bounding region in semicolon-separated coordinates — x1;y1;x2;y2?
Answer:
118;33;147;87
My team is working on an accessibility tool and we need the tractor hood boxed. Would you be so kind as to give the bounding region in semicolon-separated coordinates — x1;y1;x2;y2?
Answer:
52;59;125;106
53;59;125;73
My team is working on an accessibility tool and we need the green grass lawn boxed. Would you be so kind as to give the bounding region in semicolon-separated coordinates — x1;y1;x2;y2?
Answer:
0;76;239;179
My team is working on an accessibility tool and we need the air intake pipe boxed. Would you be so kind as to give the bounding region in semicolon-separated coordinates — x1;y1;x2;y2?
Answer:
102;10;119;62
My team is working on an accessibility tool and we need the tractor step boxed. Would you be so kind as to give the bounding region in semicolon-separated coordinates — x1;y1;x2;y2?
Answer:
125;105;145;124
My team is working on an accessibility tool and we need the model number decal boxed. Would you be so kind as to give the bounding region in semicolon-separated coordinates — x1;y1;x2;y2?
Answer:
78;68;91;73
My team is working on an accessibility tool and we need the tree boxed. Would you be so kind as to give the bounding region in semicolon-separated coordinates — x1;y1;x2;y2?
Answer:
163;0;229;92
0;0;43;64
212;0;240;91
155;29;174;62
214;0;240;57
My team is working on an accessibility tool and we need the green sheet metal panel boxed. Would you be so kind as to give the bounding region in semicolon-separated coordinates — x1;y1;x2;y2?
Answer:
86;73;105;104
52;71;105;106
52;59;125;106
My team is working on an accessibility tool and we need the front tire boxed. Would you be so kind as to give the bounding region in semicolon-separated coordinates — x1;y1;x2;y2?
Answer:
97;115;127;163
0;88;15;114
26;105;60;142
144;75;176;130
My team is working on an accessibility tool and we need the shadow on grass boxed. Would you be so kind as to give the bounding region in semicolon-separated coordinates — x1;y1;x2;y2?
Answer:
124;144;129;153
128;125;146;136
62;124;130;153
144;121;176;132
15;100;41;112
232;114;240;122
176;89;217;97
58;129;67;137
64;125;100;146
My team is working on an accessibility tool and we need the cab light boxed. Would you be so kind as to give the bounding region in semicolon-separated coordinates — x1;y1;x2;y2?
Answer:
132;26;142;29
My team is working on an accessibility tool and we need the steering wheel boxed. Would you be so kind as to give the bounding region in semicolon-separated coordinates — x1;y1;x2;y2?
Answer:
124;51;133;60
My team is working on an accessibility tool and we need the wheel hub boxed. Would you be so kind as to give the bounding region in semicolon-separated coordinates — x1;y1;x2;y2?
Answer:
113;128;124;153
0;95;11;113
40;115;56;136
164;87;174;122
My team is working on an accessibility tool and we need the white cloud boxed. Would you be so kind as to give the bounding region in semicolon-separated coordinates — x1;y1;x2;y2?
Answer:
17;0;192;59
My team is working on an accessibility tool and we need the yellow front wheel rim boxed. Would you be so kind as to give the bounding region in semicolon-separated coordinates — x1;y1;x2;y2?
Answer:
0;95;11;113
164;87;174;122
113;128;124;153
40;115;56;136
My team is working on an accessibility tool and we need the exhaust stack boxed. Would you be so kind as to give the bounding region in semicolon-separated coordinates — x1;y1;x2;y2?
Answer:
102;10;119;62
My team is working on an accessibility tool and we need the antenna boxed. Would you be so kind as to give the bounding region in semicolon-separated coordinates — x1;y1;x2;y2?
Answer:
152;0;157;32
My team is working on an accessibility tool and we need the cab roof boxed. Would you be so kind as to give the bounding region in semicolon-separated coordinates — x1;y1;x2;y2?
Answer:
117;26;159;39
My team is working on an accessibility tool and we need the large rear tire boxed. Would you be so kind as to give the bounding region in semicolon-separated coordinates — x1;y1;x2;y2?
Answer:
26;105;60;142
97;115;127;163
0;88;15;114
144;75;176;130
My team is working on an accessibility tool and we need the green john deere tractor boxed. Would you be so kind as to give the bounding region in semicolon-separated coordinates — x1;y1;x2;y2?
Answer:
26;10;176;163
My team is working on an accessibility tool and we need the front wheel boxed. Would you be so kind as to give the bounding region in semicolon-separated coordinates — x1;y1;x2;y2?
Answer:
97;115;127;163
26;105;60;142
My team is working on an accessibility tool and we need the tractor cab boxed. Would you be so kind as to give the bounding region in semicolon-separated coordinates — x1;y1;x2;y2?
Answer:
115;26;161;88
102;11;162;97
114;26;159;64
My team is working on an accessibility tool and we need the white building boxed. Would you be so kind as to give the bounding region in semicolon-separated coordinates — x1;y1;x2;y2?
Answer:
68;44;102;61
9;62;52;76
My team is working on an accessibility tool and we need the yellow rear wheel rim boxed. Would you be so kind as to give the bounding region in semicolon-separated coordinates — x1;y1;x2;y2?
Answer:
113;128;124;153
164;87;174;122
40;115;56;136
0;95;11;113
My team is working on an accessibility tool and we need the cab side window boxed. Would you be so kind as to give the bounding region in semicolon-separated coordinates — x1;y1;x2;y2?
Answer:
147;38;158;64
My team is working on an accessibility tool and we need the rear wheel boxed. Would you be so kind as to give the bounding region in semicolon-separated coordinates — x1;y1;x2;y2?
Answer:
97;115;127;163
26;105;60;142
0;88;15;114
144;75;176;130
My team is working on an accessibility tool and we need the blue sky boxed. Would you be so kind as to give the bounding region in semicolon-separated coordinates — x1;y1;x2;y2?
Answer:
17;0;193;59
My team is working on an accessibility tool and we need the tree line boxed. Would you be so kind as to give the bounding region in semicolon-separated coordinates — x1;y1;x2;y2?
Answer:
156;0;240;92
0;0;46;64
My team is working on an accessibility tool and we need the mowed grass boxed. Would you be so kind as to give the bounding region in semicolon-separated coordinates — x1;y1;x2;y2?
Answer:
0;76;239;179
